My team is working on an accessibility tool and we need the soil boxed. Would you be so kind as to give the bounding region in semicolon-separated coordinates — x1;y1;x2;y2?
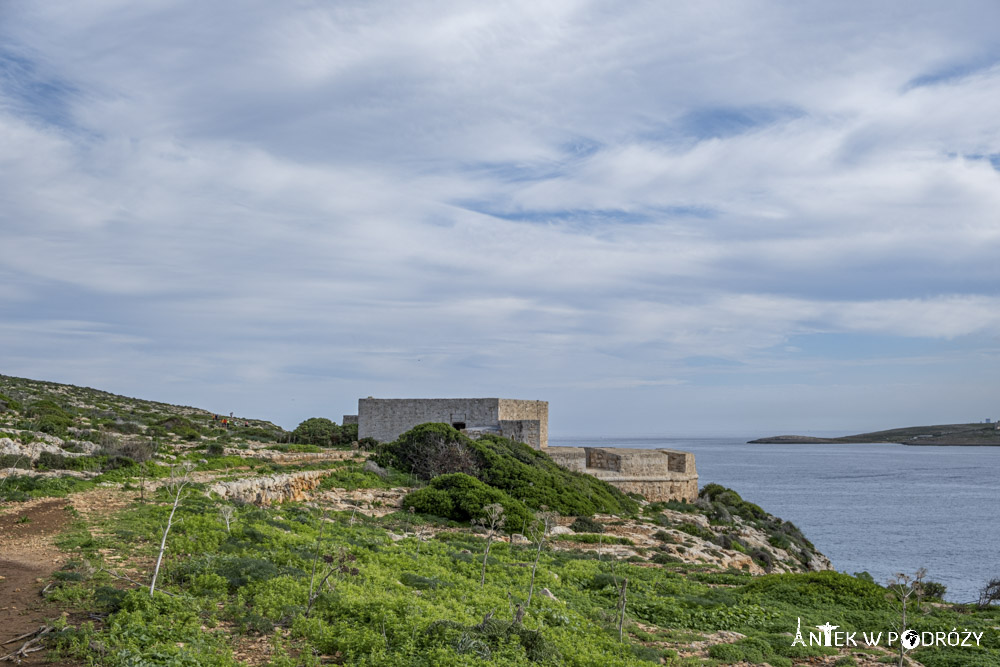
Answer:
0;498;77;665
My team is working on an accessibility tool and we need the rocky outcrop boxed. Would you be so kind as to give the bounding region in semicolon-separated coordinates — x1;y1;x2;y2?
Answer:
0;437;91;462
317;487;408;516
546;509;832;575
207;470;331;505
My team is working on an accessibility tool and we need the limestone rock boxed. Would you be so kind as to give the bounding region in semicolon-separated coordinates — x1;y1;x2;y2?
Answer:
0;437;87;461
207;470;331;505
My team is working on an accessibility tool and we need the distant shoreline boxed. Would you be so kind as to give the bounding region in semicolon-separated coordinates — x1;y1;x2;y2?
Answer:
748;422;1000;446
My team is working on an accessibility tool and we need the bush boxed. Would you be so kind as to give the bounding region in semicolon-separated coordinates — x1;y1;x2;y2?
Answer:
378;424;638;517
0;454;31;469
28;399;74;436
922;580;947;600
675;522;714;541
291;417;340;446
154;415;199;435
36;452;103;472
569;516;603;533
404;472;531;528
102;437;156;462
651;553;682;565
0;391;23;413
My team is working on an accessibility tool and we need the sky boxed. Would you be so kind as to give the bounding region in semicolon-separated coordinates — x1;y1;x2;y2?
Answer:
1;2;999;437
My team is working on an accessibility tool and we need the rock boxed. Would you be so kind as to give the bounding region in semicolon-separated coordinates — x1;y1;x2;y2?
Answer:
0;437;86;461
540;588;558;601
550;526;574;536
363;459;390;479
207;470;331;505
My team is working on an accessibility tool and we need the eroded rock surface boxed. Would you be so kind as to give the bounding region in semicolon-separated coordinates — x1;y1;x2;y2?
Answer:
208;470;331;505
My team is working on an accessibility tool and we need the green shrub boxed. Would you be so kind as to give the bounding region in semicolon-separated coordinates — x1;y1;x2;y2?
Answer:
675;522;714;540
26;399;74;430
35;452;104;472
652;553;682;565
404;472;531;528
0;391;23;412
553;533;633;545
0;474;95;501
922;580;947;600
768;533;792;550
0;454;31;469
707;642;742;662
291;417;339;446
569;516;604;533
378;424;638;517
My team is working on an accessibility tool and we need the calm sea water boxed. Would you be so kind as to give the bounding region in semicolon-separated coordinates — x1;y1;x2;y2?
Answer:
549;436;1000;602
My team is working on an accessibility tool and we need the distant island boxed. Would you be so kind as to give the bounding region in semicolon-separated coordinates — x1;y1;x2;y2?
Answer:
749;422;1000;446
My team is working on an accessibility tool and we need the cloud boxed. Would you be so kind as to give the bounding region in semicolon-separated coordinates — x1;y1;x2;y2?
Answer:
2;1;1000;432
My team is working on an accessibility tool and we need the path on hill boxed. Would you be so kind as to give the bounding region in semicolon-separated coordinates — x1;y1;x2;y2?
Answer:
0;498;76;665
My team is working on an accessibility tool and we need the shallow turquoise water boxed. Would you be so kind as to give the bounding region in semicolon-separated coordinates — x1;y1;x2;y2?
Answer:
549;436;1000;602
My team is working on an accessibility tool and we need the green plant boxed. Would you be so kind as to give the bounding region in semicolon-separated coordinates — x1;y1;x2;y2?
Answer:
378;424;638;516
291;418;340;446
569;516;604;533
404;473;531;528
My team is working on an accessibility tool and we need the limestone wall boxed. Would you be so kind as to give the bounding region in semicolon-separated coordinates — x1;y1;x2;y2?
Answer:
546;445;698;502
342;415;358;425
498;419;541;449
358;398;501;443
357;397;548;449
497;399;548;448
547;446;585;472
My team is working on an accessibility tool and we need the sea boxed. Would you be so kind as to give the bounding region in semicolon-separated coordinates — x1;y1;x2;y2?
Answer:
549;436;1000;603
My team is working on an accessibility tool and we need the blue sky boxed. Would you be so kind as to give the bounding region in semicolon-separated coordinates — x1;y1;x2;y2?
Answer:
2;2;999;436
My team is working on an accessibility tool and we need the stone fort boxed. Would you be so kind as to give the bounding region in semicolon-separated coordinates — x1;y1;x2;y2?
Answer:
346;397;698;502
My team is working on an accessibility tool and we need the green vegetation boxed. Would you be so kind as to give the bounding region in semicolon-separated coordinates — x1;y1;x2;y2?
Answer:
32;493;1000;667
404;472;532;528
3;374;999;666
376;423;638;517
291;417;358;447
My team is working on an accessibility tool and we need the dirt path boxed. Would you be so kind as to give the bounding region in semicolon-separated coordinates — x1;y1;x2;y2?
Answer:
0;498;75;665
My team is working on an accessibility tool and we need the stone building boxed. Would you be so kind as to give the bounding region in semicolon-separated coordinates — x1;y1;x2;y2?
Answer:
547;447;698;502
347;396;698;502
352;397;548;449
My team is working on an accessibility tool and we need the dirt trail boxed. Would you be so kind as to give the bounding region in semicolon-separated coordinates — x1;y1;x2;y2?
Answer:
0;498;74;665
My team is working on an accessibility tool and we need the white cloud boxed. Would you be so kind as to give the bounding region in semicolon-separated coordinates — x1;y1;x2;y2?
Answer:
2;1;1000;431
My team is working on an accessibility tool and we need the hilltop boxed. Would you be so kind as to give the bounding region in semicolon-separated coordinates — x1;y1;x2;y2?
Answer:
2;374;998;666
749;422;1000;445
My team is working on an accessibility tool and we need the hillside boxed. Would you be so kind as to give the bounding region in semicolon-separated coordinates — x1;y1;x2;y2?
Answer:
2;374;998;666
748;422;1000;445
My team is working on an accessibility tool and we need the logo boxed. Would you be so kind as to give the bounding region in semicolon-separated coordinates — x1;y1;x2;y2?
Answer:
790;618;983;650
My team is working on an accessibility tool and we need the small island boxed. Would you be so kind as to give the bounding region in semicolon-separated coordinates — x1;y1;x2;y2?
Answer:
749;422;1000;445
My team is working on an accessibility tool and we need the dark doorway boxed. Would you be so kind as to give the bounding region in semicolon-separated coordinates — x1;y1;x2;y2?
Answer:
452;421;466;430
